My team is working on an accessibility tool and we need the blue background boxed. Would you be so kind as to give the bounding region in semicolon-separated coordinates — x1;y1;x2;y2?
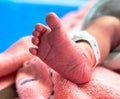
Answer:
0;0;88;52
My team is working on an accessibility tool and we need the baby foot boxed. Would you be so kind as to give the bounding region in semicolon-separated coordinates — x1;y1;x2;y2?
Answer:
16;57;53;99
30;13;95;84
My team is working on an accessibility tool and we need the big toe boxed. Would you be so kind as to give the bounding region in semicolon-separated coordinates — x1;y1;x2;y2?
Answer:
46;12;62;30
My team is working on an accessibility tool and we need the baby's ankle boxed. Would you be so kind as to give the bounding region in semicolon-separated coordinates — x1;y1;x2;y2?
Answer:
78;41;96;68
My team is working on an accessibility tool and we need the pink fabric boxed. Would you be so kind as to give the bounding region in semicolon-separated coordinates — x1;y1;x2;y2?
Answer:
0;66;120;98
81;66;120;98
53;66;120;98
0;67;120;99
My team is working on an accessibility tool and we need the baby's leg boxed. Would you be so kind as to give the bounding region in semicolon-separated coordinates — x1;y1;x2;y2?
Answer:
30;13;95;84
16;57;53;99
0;36;35;77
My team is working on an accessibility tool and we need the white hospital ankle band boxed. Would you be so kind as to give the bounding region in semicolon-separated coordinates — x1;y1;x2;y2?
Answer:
69;30;101;66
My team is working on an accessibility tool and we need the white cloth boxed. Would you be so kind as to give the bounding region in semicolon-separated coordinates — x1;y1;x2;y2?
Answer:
69;30;120;70
69;30;100;66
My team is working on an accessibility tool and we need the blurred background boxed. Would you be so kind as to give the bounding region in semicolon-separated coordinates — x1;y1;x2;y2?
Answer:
0;0;89;52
